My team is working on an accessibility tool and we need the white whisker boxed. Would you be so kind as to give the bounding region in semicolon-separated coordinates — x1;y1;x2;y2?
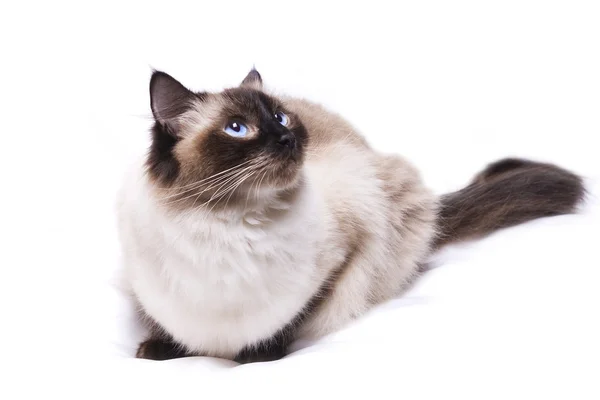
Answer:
255;168;269;202
223;170;257;211
190;162;260;208
157;159;254;192
158;168;244;201
160;163;257;206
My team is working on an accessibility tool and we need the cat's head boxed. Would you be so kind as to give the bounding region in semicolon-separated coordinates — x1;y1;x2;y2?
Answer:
145;69;308;209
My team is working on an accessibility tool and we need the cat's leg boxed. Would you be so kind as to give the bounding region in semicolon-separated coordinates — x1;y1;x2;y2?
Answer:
135;314;191;361
136;339;189;360
135;310;292;363
233;314;303;363
233;339;288;364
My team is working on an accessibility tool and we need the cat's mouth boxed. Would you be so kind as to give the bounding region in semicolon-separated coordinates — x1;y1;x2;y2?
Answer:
276;147;301;163
258;149;304;190
274;142;304;164
272;138;303;162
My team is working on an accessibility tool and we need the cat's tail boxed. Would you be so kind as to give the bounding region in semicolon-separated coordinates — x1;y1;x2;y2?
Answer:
433;158;586;249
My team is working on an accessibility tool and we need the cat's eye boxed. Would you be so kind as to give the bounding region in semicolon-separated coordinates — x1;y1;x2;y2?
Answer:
274;111;289;126
224;121;248;137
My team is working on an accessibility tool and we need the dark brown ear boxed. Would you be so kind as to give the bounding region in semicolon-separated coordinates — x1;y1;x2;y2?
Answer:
240;68;263;90
150;71;197;128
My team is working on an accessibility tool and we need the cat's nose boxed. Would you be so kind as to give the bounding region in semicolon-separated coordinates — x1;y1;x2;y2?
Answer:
277;133;296;149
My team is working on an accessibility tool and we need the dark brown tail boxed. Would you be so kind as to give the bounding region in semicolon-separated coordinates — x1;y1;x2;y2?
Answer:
434;158;586;249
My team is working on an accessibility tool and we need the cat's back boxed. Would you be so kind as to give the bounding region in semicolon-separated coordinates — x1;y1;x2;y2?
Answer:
283;96;389;225
283;97;371;152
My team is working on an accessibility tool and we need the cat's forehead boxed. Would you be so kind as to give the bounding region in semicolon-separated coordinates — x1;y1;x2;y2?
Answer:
177;89;278;138
220;87;278;112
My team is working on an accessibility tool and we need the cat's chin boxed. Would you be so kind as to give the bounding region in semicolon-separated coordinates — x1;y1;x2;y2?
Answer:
260;158;304;191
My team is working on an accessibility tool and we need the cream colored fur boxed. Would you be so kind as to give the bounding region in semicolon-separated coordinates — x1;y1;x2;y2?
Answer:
117;93;438;358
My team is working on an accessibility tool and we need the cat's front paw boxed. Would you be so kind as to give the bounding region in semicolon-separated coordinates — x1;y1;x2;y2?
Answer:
136;339;189;361
234;345;287;364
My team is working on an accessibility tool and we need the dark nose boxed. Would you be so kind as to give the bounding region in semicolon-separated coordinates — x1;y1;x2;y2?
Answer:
277;132;296;149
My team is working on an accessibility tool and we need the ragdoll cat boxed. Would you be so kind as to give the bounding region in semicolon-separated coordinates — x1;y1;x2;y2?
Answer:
116;69;585;363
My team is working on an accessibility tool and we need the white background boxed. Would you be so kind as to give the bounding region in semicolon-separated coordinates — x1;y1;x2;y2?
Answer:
1;1;599;399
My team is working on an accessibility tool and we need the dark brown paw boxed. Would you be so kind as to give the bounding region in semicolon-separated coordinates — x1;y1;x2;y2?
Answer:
234;345;287;364
136;339;189;361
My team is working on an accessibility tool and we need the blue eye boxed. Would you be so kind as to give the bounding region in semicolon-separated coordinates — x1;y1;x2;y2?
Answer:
224;121;248;137
274;112;288;126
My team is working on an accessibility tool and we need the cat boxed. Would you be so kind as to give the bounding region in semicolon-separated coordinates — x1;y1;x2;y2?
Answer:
116;69;585;363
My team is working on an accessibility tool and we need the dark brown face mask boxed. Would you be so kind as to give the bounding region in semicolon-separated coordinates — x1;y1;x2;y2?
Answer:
145;69;308;209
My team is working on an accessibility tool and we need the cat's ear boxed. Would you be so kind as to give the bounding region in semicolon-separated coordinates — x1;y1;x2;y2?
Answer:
150;71;197;127
240;68;263;90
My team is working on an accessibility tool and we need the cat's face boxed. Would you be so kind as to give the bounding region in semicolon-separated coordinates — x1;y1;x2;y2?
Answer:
146;69;308;209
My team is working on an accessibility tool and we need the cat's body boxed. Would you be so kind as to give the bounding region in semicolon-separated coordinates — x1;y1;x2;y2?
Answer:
118;95;436;360
118;159;323;359
117;70;584;362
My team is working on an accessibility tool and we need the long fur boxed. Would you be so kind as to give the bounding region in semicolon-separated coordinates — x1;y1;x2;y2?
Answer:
117;70;586;363
434;158;586;248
